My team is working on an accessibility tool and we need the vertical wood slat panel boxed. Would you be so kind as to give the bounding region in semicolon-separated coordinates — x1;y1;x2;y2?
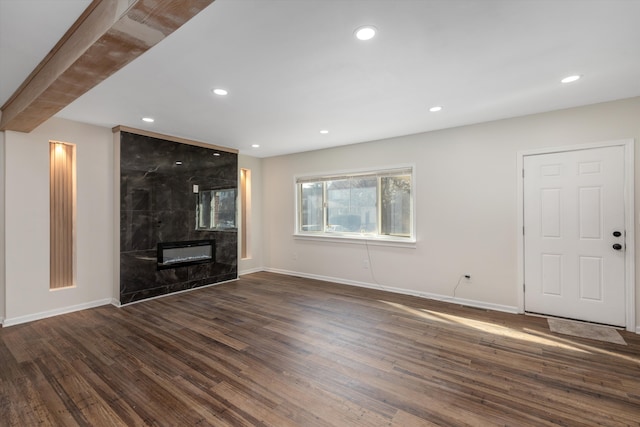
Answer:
49;143;56;288
240;169;249;259
50;141;76;289
241;169;247;259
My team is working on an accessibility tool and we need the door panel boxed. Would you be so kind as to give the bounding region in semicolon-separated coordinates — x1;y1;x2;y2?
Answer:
541;254;562;295
524;146;625;326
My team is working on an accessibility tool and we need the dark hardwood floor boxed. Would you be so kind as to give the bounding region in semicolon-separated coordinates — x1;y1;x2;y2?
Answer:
1;271;639;426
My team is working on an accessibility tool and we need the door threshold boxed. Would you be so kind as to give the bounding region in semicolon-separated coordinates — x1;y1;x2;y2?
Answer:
524;311;625;330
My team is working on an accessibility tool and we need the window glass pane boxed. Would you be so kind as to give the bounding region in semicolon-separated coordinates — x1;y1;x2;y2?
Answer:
215;189;237;229
197;189;236;229
300;182;323;231
198;191;213;229
327;177;377;232
381;175;411;236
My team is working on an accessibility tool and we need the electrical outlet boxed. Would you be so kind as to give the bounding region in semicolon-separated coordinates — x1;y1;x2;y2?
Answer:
362;259;370;269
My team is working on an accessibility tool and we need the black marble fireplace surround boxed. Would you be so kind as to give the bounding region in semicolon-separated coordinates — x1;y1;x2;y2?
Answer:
119;130;238;304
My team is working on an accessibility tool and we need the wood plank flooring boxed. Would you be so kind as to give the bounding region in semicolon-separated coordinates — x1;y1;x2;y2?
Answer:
1;271;639;426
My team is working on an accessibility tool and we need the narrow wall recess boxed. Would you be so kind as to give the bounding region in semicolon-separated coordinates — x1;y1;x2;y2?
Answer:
49;141;77;289
241;168;252;259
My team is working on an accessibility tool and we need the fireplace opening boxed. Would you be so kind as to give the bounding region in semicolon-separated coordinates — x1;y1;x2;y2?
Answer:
157;240;215;270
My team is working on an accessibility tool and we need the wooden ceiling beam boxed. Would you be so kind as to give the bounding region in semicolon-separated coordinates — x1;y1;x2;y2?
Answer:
0;0;214;133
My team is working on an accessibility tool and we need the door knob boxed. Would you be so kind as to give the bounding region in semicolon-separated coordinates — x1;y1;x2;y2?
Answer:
613;231;622;237
613;243;623;250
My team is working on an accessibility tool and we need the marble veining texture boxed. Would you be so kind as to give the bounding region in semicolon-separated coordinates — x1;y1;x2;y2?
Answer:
120;131;238;304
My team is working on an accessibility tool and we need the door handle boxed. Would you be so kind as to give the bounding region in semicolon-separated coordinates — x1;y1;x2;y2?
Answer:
612;243;623;251
613;231;622;237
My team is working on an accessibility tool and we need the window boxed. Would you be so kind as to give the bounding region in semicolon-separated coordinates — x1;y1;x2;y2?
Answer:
296;167;414;241
196;188;237;230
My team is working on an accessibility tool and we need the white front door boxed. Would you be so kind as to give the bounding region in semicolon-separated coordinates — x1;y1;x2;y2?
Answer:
523;146;626;326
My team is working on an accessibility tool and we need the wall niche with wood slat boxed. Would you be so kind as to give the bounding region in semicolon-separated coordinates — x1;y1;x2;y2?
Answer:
118;130;238;304
50;141;76;289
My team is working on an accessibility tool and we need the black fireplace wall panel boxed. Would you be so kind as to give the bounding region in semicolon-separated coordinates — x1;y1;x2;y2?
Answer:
119;131;238;304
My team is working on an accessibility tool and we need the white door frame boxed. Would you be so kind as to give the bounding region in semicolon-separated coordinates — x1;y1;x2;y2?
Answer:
517;139;635;332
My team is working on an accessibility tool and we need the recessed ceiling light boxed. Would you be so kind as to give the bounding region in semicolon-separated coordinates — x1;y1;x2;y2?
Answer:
142;117;154;123
355;26;376;41
320;130;329;134
251;144;260;148
561;75;581;83
175;161;183;165
212;88;228;96
213;152;221;156
429;106;443;112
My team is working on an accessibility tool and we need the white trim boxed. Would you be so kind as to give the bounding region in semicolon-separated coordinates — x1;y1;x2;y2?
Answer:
239;266;264;275
3;278;242;326
117;277;239;307
624;141;636;333
294;163;416;183
293;233;417;248
265;268;518;314
113;131;121;304
517;139;636;332
2;298;113;327
516;150;525;314
516;139;633;156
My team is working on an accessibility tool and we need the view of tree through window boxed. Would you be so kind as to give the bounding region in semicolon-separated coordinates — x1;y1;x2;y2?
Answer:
297;167;413;240
381;176;411;236
327;177;377;232
300;182;323;232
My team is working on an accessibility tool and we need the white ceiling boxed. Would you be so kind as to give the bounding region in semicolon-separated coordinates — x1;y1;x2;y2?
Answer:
2;0;640;158
0;0;92;102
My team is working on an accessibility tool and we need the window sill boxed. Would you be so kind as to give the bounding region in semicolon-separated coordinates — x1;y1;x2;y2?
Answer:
293;233;417;248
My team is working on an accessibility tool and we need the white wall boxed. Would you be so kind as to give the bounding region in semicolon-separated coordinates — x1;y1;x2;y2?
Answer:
261;97;640;328
3;97;639;330
3;118;114;325
238;154;263;274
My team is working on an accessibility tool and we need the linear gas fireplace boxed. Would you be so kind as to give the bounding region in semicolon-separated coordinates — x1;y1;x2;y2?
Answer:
157;240;215;270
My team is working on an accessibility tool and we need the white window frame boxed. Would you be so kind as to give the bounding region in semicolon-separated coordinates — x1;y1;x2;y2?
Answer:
294;165;416;247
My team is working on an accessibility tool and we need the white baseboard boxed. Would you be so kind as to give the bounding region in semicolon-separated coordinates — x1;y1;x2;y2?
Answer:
116;277;239;307
2;278;242;326
2;298;114;327
6;271;626;331
264;268;519;315
239;266;265;276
